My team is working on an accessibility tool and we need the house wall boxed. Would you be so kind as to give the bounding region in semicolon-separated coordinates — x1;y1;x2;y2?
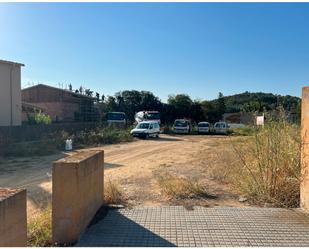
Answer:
28;102;80;122
0;62;22;126
22;85;95;122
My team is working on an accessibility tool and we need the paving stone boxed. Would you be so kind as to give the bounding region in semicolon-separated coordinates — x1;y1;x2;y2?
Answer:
76;206;309;247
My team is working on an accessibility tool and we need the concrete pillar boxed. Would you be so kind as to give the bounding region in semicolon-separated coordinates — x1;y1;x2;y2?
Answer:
301;86;309;211
52;150;104;244
0;188;27;247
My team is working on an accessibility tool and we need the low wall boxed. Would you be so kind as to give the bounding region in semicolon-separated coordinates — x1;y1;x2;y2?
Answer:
0;188;27;247
52;150;104;244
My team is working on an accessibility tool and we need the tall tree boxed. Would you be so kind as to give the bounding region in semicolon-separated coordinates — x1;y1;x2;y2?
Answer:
217;92;226;119
167;94;193;119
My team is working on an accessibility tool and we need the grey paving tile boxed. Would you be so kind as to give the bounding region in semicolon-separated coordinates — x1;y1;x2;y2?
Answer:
76;206;309;247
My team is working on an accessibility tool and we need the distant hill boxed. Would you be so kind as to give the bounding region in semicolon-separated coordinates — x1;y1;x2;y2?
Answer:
210;91;301;113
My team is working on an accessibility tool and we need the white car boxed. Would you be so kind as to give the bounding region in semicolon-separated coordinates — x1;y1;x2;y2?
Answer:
173;119;191;134
214;122;228;135
197;122;210;134
130;121;160;139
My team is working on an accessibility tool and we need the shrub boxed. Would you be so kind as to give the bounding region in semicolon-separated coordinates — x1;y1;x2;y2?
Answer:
155;171;212;200
71;126;133;147
231;126;255;136
27;111;52;125
27;206;52;247
230;109;301;207
104;178;125;205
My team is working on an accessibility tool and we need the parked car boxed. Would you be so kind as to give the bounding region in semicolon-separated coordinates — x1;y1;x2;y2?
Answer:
130;121;160;139
173;119;191;134
214;121;228;135
197;122;210;134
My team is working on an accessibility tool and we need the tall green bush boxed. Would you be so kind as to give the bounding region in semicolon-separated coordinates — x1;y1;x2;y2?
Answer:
27;111;52;125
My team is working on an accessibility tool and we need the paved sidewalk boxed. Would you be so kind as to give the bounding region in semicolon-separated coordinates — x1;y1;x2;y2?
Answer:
77;206;309;247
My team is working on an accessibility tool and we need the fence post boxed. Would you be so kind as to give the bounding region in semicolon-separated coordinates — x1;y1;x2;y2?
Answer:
301;86;309;211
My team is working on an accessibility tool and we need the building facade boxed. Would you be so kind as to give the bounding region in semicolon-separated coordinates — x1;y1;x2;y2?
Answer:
0;60;24;126
22;84;99;122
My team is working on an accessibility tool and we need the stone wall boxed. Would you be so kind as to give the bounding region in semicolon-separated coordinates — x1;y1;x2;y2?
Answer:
52;150;104;244
0;188;27;247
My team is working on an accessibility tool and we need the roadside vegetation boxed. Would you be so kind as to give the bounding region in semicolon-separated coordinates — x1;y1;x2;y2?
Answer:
209;109;301;207
104;178;126;205
2;126;133;157
27;110;52;125
155;171;213;200
59;126;133;149
27;206;52;247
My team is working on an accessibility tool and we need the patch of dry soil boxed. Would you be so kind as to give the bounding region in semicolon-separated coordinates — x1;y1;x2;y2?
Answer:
0;134;249;219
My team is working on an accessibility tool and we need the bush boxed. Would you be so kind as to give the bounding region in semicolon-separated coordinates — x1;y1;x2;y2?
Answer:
27;111;52;125
231;126;255;136
155;171;212;200
104;178;126;205
230;109;301;207
70;126;133;147
27;206;52;247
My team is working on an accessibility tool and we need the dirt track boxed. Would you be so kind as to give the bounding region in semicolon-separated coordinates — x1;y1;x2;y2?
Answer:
0;134;248;218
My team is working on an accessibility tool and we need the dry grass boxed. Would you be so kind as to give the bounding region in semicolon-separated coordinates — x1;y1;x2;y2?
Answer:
27;206;52;247
205;137;248;183
155;171;213;200
104;179;126;205
229;110;301;207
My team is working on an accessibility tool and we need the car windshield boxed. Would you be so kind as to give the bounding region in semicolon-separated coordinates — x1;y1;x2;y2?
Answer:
198;123;209;127
174;120;188;127
215;123;226;128
137;123;150;129
107;112;125;120
145;112;160;120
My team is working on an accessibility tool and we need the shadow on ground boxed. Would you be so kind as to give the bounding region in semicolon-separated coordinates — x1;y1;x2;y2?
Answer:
151;136;183;142
77;207;175;247
104;162;124;169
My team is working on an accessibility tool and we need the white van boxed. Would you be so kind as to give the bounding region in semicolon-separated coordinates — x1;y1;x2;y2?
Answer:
173;119;191;134
197;122;210;134
214;122;228;135
130;121;160;139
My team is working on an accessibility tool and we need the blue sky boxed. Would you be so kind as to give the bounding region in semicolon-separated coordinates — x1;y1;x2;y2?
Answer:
0;3;308;102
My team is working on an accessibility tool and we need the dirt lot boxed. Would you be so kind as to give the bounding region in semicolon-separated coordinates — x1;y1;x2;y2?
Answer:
0;134;250;218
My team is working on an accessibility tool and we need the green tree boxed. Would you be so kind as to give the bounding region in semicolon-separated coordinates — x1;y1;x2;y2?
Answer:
167;94;193;119
217;92;226;118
